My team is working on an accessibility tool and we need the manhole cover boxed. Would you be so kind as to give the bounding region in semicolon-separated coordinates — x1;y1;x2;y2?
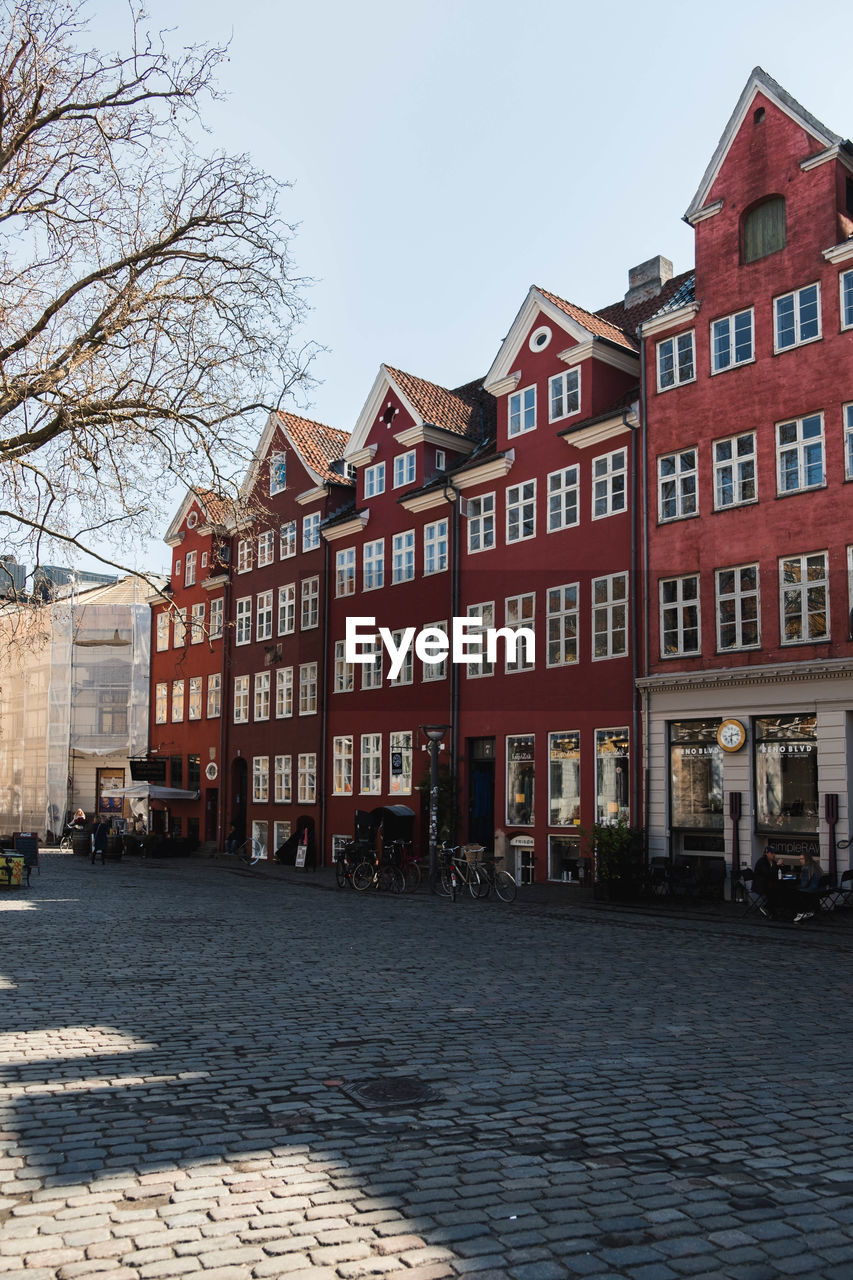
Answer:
341;1076;441;1110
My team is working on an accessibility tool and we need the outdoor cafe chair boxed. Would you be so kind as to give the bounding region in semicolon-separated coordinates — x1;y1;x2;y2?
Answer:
736;868;768;917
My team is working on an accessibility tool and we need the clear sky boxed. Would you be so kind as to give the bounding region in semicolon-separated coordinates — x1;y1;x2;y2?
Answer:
80;0;851;575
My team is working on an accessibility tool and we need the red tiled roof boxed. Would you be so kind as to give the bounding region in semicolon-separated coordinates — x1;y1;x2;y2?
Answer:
537;287;640;353
385;365;494;439
276;411;352;484
194;489;231;526
596;269;695;335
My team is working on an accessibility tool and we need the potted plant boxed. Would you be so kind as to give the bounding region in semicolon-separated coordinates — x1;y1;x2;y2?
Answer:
584;819;645;901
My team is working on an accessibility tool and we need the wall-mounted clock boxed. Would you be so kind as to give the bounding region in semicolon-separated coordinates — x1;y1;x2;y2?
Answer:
717;719;746;752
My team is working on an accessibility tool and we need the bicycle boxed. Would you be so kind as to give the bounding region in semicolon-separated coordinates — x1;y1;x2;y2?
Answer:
334;841;361;889
352;847;405;894
435;844;487;901
386;838;423;892
469;853;518;902
59;825;78;852
237;837;264;866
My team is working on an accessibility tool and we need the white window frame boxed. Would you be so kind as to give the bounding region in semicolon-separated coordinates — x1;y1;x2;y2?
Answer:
656;330;695;391
300;576;319;630
252;756;269;804
209;597;224;640
184;550;197;587
504;595;535;674
360;733;382;795
277;583;295;636
156;612;170;652
659;575;700;658
388;629;414;685
361;637;382;690
424;519;448;575
299;661;318;715
274;755;292;804
389;731;413;796
547;466;580;533
155;682;167;724
421;621;448;682
363;539;384;591
658;448;698;522
506;480;536;543
206;673;221;718
548;369;581;422
364;461;385;498
257;530;275;568
845;404;853;480
710;308;754;374
435;449;446;471
190;602;205;644
279;520;296;559
776;413;824;495
465;602;494;679
840;269;853;332
592;449;627;519
170;679;184;722
546;583;579;667
302;511;320;552
713;432;757;509
334;640;354;692
233;675;249;724
256;590;273;641
774;282;821;352
188;676;203;721
392;530;415;583
275;666;293;719
298;753;316;804
333;736;354;796
270;451;287;496
393;451;416;488
592;572;628;661
254;671;270;722
716;564;761;652
508;384;536;437
780;552;829;645
467;492;495;553
235;596;252;645
236;538;252;573
336;547;356;597
172;607;186;648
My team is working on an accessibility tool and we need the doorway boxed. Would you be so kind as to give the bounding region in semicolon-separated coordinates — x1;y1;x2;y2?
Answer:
467;737;495;851
205;788;219;843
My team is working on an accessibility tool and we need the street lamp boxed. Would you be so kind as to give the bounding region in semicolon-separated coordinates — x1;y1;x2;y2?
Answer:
421;724;449;887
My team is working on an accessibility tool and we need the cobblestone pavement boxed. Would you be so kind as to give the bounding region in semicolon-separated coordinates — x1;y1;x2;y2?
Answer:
3;853;853;1280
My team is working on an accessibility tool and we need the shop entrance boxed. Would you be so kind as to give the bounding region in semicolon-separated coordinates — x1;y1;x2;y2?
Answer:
467;737;495;851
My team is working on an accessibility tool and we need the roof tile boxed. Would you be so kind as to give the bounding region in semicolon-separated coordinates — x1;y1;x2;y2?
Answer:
276;411;352;484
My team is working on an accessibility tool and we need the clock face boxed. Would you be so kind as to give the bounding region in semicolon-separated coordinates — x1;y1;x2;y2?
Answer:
718;719;746;751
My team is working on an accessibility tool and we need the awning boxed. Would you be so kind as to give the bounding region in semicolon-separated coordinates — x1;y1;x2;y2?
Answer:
99;783;200;802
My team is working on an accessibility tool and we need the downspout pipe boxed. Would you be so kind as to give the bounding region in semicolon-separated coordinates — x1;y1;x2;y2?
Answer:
623;406;641;830
639;335;651;848
442;477;462;840
319;523;331;867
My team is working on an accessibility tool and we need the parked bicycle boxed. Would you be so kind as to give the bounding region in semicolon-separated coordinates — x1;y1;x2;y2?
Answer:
59;825;77;852
435;843;487;900
334;841;361;889
237;837;264;866
470;852;518;902
386;838;423;892
352;846;405;894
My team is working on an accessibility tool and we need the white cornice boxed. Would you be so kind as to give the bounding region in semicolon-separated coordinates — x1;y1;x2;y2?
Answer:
394;424;476;452
823;240;853;265
164;532;185;548
450;450;516;491
639;302;701;339
562;407;638;450
801;143;853;176
347;444;378;469
557;339;638;375
201;574;229;592
684;200;724;227
321;511;370;542
295;486;326;506
638;656;853;694
483;285;601;392
483;371;521;397
399;489;449;513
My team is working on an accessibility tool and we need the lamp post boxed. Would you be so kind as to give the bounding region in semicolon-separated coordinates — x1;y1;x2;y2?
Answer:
421;724;449;887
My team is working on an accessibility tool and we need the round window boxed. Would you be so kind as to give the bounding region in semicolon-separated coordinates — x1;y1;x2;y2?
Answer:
186;510;199;529
529;325;552;353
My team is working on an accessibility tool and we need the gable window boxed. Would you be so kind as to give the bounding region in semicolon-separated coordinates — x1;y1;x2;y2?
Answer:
505;595;535;673
780;552;829;644
592;573;628;660
508;385;536;437
742;196;786;263
233;675;249;724
711;309;753;372
424;519;448;574
237;539;252;573
658;448;698;521
546;584;579;667
393;451;416;488
201;552;208;569
467;493;495;553
279;521;296;559
776;413;824;493
257;530;275;567
256;590;273;641
717;564;760;651
184;550;197;586
364;462;385;498
660;575;700;657
592;448;627;518
277;583;295;635
506;480;536;543
206;673;221;718
235;596;251;645
302;512;320;552
435;449;446;471
336;547;356;597
713;432;756;508
254;671;270;721
549;369;581;422
363;539;384;591
300;576;319;629
774;283;821;351
392;530;415;583
841;269;853;331
275;667;293;718
334;640;354;692
270;451;287;495
547;466;579;532
656;331;695;390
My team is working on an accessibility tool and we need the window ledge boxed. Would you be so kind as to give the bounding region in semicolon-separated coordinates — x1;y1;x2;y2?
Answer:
773;334;823;355
710;356;756;376
657;511;700;526
775;482;827;499
712;498;759;513
656;377;697;394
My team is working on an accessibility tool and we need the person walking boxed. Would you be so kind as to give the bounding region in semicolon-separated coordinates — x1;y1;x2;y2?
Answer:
91;818;109;865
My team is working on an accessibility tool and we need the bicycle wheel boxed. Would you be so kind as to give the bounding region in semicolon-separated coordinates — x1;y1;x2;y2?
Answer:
494;869;517;902
404;862;421;893
59;835;71;852
469;864;490;898
335;858;348;888
239;838;263;866
352;861;375;891
432;866;450;896
379;865;405;894
466;864;484;898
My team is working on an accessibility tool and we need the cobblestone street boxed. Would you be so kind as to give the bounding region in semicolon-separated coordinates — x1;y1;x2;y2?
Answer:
2;853;853;1280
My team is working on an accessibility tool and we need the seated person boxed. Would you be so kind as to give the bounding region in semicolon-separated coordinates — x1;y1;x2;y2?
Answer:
752;844;781;916
792;852;824;923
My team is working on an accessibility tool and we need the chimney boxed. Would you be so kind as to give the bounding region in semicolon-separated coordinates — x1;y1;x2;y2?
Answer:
624;255;673;308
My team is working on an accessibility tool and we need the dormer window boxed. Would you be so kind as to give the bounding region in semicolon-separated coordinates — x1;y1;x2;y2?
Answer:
742;196;786;264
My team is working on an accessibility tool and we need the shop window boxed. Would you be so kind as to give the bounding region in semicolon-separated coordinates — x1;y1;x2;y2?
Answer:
754;715;818;834
742;196;786;263
274;820;292;849
506;734;535;826
669;720;723;831
170;755;183;787
549;834;582;883
298;753;317;804
251;821;268;856
595;727;629;824
549;731;580;827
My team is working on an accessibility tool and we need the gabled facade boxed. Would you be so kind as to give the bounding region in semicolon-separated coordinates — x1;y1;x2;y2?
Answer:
640;67;853;879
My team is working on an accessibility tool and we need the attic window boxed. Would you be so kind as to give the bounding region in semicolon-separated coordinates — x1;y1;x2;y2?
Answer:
186;511;199;529
753;107;765;124
529;325;552;352
742;196;786;264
